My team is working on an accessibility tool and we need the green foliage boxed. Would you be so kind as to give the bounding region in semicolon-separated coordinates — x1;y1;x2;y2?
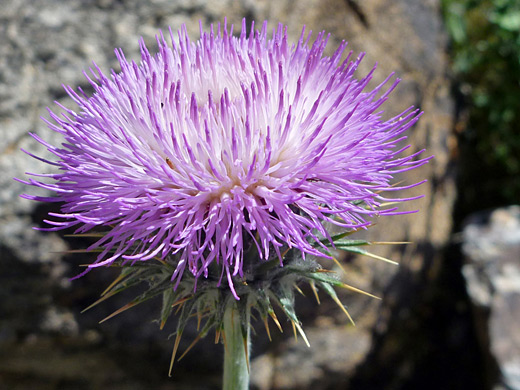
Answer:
81;230;397;372
443;0;520;217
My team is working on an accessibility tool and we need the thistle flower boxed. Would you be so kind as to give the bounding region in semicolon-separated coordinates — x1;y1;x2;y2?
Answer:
21;20;430;386
21;20;427;300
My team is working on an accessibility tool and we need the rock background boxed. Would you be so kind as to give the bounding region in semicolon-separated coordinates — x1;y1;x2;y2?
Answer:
0;0;489;389
462;206;520;390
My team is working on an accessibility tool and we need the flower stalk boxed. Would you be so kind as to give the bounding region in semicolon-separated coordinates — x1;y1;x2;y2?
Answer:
223;300;250;390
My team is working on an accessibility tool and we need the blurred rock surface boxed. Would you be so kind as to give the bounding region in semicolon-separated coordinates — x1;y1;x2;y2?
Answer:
0;0;459;389
462;206;520;390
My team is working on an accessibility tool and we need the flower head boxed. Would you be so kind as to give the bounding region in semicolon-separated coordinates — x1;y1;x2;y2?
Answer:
22;20;428;298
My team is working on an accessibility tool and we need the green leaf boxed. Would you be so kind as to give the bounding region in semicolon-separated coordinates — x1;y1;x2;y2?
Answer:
160;287;178;329
332;239;372;247
311;229;359;248
491;10;520;31
301;271;344;288
318;281;355;325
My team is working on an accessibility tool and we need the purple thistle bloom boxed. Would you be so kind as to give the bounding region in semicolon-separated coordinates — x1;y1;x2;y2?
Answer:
21;20;429;299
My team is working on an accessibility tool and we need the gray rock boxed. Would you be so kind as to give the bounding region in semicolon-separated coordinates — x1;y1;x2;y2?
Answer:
0;0;456;389
251;321;370;390
462;206;520;390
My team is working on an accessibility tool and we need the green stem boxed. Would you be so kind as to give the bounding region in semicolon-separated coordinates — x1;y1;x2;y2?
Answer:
222;300;250;390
